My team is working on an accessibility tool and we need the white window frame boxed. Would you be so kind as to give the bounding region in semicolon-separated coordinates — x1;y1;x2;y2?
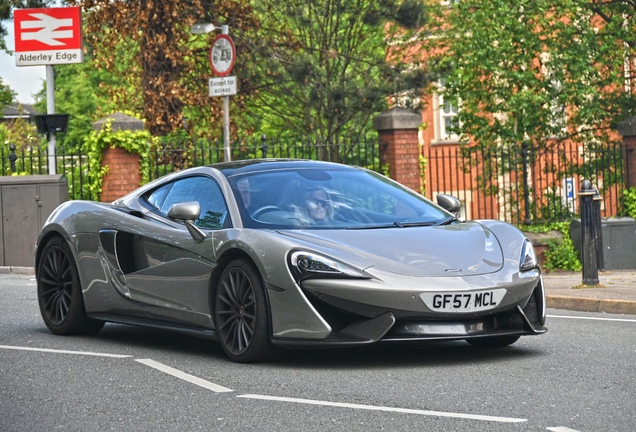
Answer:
432;80;461;144
439;93;459;140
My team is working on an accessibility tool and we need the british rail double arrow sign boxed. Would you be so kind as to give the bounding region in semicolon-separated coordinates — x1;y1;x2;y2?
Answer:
14;7;84;66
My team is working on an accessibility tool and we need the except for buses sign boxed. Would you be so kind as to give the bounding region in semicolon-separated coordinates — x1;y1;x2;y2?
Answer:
14;7;84;66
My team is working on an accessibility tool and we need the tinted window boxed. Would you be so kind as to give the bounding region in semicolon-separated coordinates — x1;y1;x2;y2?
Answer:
146;183;172;210
159;176;229;229
228;168;449;229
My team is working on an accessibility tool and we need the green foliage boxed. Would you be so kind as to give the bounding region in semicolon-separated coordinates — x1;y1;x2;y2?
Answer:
33;56;141;151
245;0;429;144
427;0;635;153
624;188;636;219
83;120;155;200
0;122;48;176
0;77;14;112
520;222;582;271
419;153;427;195
0;113;43;146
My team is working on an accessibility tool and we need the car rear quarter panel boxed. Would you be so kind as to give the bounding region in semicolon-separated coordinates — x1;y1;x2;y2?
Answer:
36;200;148;316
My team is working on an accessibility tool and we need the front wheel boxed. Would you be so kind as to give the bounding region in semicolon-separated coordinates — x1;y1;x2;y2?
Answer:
213;259;277;363
37;237;104;335
466;335;520;348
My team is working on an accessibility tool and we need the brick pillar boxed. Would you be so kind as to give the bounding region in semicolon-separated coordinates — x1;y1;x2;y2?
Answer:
618;116;636;189
92;112;145;202
100;146;142;202
373;107;422;192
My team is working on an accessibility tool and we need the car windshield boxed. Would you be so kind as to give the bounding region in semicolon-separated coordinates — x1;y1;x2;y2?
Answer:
228;167;451;230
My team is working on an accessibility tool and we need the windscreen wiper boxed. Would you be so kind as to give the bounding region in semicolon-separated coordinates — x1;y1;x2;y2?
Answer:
437;216;459;226
345;221;438;230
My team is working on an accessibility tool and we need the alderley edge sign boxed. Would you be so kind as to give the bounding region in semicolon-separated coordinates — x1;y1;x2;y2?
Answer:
14;7;84;66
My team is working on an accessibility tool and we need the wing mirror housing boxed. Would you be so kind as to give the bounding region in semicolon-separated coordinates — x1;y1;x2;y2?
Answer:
167;202;206;243
436;194;461;217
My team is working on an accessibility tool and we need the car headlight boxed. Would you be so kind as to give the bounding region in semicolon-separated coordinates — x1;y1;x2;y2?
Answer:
289;250;366;281
520;239;539;271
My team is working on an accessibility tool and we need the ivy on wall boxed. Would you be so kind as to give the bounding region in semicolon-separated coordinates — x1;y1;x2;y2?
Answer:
84;118;155;200
520;222;582;272
624;188;636;219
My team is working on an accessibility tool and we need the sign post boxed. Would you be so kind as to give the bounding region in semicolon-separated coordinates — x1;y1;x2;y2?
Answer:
208;27;235;162
14;7;84;174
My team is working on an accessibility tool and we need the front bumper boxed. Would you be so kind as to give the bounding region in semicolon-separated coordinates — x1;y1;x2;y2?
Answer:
271;278;547;348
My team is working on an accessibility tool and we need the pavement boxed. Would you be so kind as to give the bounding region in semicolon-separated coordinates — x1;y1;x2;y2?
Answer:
2;266;635;315
543;269;636;315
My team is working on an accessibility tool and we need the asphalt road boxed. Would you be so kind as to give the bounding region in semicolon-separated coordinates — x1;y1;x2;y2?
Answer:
1;274;634;432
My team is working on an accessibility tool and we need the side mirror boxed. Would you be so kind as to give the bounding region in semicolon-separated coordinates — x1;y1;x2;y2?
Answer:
167;201;201;221
167;202;206;243
436;194;461;217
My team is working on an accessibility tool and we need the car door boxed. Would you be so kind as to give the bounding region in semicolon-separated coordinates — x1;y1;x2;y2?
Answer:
114;175;231;328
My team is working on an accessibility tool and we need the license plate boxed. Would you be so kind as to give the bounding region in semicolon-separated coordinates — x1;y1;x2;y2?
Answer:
420;289;507;313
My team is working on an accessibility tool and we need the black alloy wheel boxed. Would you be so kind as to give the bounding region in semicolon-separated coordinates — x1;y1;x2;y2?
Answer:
37;237;104;335
214;259;276;363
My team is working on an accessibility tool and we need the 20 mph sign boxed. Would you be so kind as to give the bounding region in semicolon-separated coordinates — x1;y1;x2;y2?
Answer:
14;7;84;66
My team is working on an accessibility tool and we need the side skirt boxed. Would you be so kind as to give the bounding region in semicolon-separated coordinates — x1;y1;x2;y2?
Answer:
87;313;218;341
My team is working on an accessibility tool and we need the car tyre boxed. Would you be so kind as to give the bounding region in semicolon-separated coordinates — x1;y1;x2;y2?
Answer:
37;236;105;335
214;259;277;363
466;335;520;348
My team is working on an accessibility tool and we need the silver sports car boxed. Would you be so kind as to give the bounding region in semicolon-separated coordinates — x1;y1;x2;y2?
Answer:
35;159;546;362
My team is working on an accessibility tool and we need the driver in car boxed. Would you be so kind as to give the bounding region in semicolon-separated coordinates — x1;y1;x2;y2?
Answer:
303;188;334;225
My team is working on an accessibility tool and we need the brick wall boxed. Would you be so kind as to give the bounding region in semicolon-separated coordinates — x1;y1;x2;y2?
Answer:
378;129;421;192
100;146;141;202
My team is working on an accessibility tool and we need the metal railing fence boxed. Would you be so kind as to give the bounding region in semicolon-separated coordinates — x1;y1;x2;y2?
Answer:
1;137;629;225
423;141;627;225
149;134;385;181
0;134;384;201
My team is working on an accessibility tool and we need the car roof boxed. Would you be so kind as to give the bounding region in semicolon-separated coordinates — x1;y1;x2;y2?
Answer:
211;159;361;177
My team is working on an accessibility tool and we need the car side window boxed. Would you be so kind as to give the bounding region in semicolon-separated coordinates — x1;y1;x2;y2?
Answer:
159;176;230;229
146;183;173;211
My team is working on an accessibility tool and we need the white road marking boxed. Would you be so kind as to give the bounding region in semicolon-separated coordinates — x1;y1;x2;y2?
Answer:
237;394;527;423
547;427;583;432
135;359;233;393
0;344;131;358
547;314;636;323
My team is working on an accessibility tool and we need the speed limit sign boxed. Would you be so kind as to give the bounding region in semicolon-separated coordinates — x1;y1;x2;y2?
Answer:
209;34;235;77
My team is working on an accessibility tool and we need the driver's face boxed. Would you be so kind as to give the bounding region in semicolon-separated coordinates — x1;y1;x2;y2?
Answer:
307;189;329;221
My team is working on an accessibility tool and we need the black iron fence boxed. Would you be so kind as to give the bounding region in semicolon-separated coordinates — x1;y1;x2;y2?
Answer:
0;143;93;201
0;134;384;201
2;137;630;225
150;134;385;181
423;141;628;224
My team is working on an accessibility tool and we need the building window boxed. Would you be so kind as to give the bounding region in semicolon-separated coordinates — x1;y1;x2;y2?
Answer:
439;94;459;140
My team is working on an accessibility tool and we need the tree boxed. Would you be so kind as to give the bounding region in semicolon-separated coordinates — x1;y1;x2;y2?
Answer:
242;0;429;142
426;0;636;150
70;0;258;137
0;77;15;113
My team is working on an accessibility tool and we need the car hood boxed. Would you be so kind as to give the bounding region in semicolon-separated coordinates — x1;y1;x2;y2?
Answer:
277;221;504;277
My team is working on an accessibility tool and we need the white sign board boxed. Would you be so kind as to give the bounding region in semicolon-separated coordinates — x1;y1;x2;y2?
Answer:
209;76;237;97
562;177;577;212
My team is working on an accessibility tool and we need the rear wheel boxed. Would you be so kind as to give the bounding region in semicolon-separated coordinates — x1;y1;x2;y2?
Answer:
214;259;276;363
466;335;520;348
37;237;104;335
